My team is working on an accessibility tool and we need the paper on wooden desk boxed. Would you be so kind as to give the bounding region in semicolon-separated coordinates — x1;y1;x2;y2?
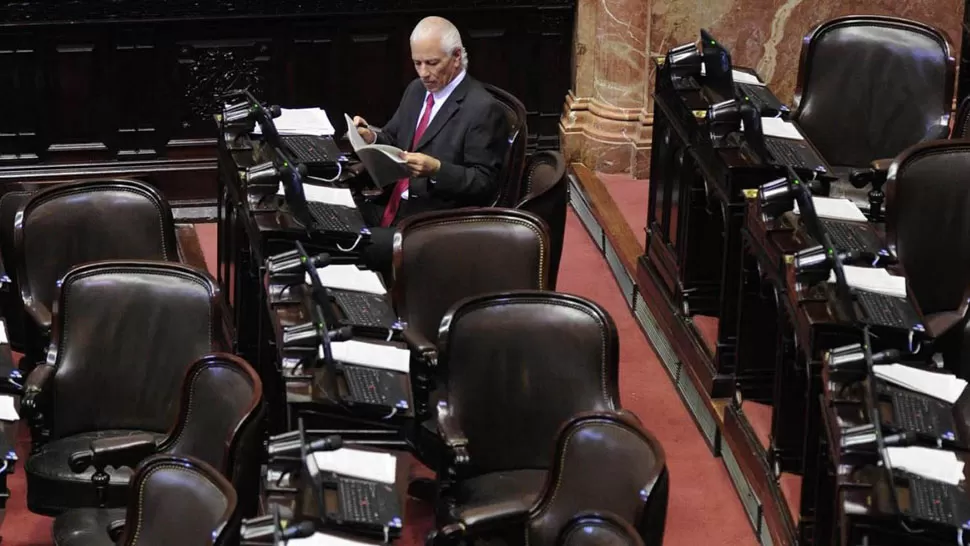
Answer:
311;448;397;484
288;532;378;546
827;266;907;299
760;117;804;140
331;340;409;373
277;184;356;209
307;265;386;295
732;69;764;86
0;395;18;422
793;196;867;222
874;364;968;404
0;321;7;344
886;446;965;485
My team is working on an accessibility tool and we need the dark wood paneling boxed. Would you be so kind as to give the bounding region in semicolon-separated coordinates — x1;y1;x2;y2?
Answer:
0;0;575;188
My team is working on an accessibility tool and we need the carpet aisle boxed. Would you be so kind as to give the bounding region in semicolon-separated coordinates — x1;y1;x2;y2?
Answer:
0;208;756;545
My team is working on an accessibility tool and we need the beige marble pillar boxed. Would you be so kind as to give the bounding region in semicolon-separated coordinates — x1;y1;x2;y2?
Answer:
560;0;652;178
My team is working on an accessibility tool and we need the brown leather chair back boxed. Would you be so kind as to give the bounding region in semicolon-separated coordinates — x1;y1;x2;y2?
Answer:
483;83;528;207
437;291;620;472
15;179;179;331
885;140;970;317
158;354;263;496
392;208;549;344
527;412;668;546
517;151;568;289
118;454;237;546
48;261;223;441
791;16;954;169
557;513;646;546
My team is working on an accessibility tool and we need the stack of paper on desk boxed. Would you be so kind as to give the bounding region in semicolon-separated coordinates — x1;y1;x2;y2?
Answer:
793;196;867;222
0;395;17;422
311;448;397;484
732;70;764;86
827;266;907;298
0;321;7;344
331;340;409;374
289;533;378;546
252;107;335;136
760;117;804;140
276;184;356;209
886;446;965;485
874;364;968;404
307;265;386;295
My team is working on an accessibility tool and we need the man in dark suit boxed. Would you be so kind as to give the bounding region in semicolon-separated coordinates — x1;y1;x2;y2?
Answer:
352;16;510;228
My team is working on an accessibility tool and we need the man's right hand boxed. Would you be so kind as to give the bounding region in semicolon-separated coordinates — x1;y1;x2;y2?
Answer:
352;116;376;145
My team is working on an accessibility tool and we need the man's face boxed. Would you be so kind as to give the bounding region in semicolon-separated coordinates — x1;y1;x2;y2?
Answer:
411;36;461;93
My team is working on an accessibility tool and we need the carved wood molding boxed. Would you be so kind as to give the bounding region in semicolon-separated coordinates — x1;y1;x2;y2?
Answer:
0;0;574;22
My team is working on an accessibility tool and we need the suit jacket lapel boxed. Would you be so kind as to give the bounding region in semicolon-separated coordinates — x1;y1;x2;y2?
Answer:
415;76;471;151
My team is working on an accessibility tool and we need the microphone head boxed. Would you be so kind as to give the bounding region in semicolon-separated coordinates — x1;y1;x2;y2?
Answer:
268;104;282;118
310;253;332;268
296;163;309;177
307;434;343;453
328;326;354;342
282;520;317;539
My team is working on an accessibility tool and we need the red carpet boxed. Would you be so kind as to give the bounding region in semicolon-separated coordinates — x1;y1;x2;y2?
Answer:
0;211;757;545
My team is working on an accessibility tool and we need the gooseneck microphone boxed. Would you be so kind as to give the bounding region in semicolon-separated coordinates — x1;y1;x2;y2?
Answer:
240;516;316;542
267;434;343;458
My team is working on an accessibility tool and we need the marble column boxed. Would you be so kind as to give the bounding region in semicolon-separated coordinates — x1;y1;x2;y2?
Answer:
560;0;652;178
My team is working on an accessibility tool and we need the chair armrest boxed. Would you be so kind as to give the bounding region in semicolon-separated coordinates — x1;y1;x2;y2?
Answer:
403;329;437;364
22;364;54;417
68;433;157;473
848;158;892;189
437;403;469;465
107;519;126;542
427;501;531;545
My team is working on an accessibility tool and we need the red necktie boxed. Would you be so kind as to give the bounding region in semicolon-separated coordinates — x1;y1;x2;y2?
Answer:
381;93;436;227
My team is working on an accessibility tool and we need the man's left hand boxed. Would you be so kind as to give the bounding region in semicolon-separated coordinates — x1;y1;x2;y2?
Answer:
401;152;441;177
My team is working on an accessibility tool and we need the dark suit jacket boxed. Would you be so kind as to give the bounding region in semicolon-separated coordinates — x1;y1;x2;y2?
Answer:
371;75;510;223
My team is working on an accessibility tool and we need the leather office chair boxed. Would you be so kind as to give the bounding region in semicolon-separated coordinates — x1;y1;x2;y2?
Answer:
557;512;647;546
23;260;226;515
516;151;568;289
789;16;955;218
393;208;551;422
51;353;263;546
0;185;41;355
883;140;970;375
429;412;668;546
429;291;621;526
483;83;528;207
14;179;179;370
59;454;238;546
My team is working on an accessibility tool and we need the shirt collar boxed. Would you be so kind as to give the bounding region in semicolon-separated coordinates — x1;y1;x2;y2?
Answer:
429;70;466;104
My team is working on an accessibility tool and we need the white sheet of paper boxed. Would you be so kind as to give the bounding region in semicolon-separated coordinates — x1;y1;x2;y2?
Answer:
287;533;376;546
760;117;805;140
308;265;386;295
331;340;409;374
276;184;356;209
0;321;8;344
792;196;867;222
253;107;335;136
311;448;397;484
0;395;18;421
886;446;965;485
874;364;968;404
827;266;907;299
732;69;764;86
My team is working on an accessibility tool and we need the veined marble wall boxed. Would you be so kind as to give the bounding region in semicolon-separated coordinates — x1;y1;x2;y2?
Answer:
561;0;964;177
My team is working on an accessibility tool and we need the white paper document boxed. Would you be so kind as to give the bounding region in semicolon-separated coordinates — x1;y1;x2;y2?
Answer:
287;533;376;546
760;117;804;140
253;107;335;136
331;340;409;374
307;265;386;295
311;448;397;484
827;266;907;299
276;183;356;209
0;395;18;421
874;363;968;404
793;196;867;222
732;69;764;86
0;321;7;344
344;113;408;188
886;446;965;485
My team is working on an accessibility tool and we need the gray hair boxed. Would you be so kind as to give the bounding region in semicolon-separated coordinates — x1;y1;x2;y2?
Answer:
410;16;469;71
